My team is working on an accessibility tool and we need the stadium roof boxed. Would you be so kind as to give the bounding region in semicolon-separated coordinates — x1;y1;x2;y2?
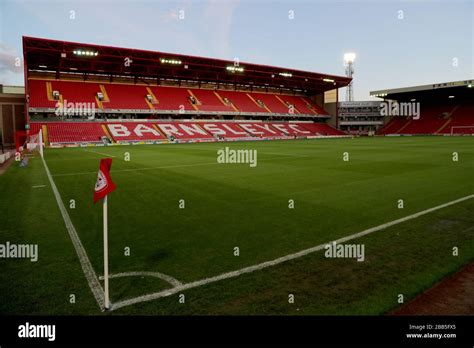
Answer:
0;85;25;95
23;36;351;94
370;79;474;100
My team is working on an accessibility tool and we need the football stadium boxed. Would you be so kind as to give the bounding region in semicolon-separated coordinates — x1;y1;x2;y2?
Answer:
0;0;473;344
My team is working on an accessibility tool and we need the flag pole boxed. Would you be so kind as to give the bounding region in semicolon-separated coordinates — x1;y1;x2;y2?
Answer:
94;158;115;310
103;194;110;310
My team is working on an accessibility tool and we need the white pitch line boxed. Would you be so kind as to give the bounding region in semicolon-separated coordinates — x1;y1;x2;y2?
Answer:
52;162;219;177
260;152;310;157
51;155;308;177
84;149;116;158
99;271;182;287
41;155;105;311
32;185;46;188
111;193;474;311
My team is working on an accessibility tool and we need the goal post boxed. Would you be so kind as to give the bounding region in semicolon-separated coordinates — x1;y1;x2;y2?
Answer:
39;130;44;158
450;125;474;136
26;130;44;158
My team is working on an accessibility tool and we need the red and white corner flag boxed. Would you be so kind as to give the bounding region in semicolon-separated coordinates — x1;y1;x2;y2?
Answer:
93;158;116;204
93;158;116;310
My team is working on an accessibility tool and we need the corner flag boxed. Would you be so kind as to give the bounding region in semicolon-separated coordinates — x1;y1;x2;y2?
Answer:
93;158;116;310
93;158;116;203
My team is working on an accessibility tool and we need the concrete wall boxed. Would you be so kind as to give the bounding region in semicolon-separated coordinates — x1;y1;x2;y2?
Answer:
324;89;339;128
0;93;26;147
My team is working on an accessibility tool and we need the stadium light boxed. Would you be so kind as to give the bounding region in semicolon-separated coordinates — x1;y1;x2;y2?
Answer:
160;58;182;65
344;52;356;64
226;66;244;73
344;52;356;101
279;72;292;78
323;78;334;83
468;84;472;88
74;50;98;57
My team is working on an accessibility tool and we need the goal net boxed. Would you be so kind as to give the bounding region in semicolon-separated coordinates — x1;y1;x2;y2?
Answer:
26;130;44;158
450;126;474;136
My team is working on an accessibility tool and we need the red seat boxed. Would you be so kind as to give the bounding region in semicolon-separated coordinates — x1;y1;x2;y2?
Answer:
248;92;289;114
28;80;57;108
50;80;100;108
155;122;214;139
200;122;249;138
28;79;330;118
32;122;105;144
376;103;472;135
299;122;345;136
270;123;313;136
106;123;165;141
216;91;266;113
276;95;322;115
103;85;149;110
152;86;195;111
189;89;234;112
29;120;346;144
237;122;286;137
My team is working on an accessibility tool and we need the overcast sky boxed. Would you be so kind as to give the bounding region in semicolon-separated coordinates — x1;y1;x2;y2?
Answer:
0;0;472;100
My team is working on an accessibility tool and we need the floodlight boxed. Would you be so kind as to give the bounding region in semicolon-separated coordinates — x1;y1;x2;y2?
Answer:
344;52;356;64
344;53;356;101
160;58;182;65
74;50;98;57
226;66;244;73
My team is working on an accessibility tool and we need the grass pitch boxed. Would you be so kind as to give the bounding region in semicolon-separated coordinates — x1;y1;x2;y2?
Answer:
1;137;473;315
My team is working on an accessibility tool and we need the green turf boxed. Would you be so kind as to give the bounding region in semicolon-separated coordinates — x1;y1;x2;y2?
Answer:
0;136;473;315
